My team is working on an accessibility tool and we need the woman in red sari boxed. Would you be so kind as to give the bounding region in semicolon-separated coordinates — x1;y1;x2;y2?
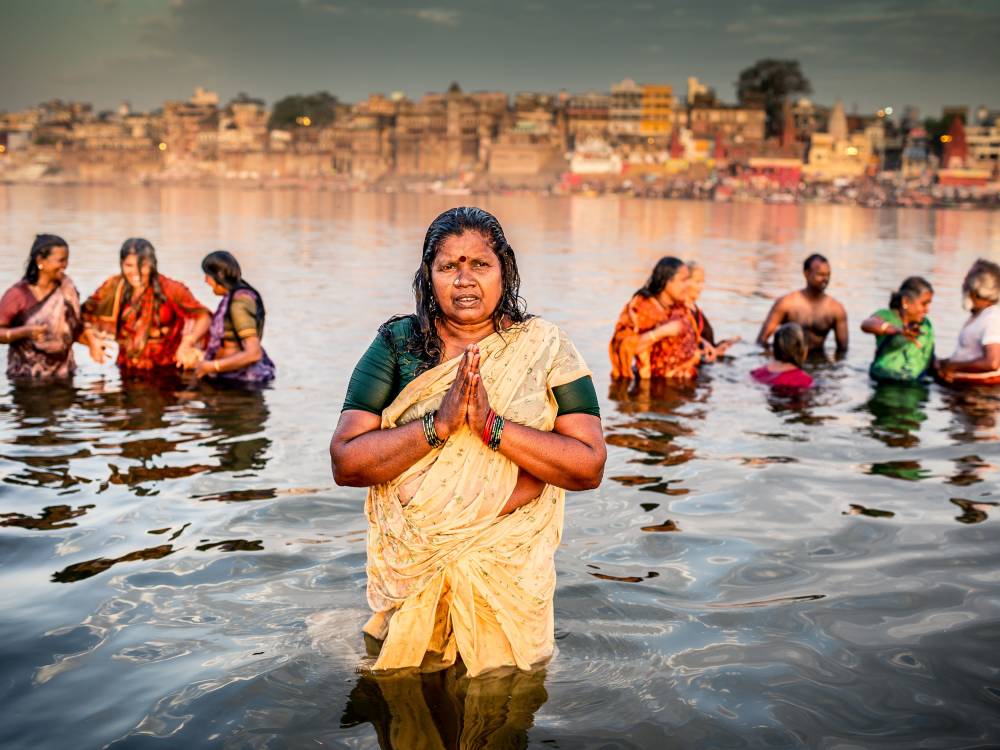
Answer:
0;234;104;378
609;256;700;380
82;238;210;373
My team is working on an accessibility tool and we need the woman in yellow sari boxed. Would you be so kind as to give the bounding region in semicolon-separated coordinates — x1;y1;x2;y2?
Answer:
330;207;606;677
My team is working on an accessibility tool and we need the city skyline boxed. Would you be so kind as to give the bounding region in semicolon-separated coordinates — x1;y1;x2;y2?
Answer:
3;0;998;116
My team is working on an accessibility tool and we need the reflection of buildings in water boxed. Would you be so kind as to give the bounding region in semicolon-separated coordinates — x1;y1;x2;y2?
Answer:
861;381;930;448
604;379;705;468
942;386;1000;443
341;665;548;750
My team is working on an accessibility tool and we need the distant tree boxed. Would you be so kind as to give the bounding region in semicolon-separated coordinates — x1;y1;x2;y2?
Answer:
267;92;338;130
736;59;812;138
923;116;950;159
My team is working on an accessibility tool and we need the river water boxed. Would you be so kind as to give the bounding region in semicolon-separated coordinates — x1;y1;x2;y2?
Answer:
0;186;998;749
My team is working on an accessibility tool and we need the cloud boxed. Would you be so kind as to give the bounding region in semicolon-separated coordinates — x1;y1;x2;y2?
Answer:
404;7;460;27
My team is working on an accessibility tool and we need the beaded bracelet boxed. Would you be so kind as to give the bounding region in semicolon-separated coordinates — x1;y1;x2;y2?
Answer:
422;410;445;449
489;414;505;451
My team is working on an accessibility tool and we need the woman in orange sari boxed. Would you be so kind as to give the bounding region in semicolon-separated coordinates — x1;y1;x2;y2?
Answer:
83;238;210;373
609;256;700;380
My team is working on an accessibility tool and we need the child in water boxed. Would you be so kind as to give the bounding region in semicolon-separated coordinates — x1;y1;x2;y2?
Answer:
751;322;814;389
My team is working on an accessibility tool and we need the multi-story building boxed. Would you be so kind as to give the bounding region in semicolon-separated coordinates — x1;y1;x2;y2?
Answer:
967;117;1000;170
609;78;642;139
394;96;448;176
566;92;610;144
687;105;765;144
162;88;220;160
640;84;673;138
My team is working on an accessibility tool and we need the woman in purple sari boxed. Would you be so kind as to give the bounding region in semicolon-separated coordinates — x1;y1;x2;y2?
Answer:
0;234;104;378
194;250;275;385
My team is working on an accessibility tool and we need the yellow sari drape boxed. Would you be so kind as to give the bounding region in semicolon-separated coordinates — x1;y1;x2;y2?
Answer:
363;317;592;676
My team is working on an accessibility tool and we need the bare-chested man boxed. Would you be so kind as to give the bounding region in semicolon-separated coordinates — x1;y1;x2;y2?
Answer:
756;254;848;356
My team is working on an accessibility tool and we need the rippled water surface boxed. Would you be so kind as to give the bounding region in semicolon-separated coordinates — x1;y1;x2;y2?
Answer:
1;186;999;749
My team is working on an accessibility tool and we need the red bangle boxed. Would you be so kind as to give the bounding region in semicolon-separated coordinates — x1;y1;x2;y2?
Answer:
481;409;496;444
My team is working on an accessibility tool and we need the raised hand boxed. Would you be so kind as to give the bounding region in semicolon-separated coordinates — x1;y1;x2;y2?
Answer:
436;346;477;439
462;345;493;437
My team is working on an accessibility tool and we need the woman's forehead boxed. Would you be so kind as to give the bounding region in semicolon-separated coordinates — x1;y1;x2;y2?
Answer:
437;231;492;259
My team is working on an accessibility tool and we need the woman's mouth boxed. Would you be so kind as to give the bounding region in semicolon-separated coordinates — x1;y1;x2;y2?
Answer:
453;294;480;308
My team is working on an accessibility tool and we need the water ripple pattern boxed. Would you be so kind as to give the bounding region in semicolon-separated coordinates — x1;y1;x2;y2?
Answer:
0;187;998;749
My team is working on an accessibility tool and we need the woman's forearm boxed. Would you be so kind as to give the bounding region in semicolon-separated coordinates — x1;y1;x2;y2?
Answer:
212;348;261;373
0;327;27;343
948;356;1000;373
183;312;211;346
495;418;605;492
331;418;436;487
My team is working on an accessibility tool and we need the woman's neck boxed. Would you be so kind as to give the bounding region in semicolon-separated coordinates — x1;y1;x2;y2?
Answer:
436;316;497;349
656;290;675;308
32;275;57;294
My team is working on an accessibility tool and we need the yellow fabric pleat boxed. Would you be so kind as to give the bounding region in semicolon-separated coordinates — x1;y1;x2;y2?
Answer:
362;317;591;676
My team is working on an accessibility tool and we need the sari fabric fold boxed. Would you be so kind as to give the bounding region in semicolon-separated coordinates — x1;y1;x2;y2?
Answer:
0;278;82;378
363;317;591;676
82;274;208;371
609;293;699;380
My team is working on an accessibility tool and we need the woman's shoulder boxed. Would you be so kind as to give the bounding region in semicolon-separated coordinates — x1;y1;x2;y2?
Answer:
231;288;259;308
0;280;33;309
377;314;418;343
872;307;898;321
1;279;31;298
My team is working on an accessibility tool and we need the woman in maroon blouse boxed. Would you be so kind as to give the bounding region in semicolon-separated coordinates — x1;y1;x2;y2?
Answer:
0;234;104;378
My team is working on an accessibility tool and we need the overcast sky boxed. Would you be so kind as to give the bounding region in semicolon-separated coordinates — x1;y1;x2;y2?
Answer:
2;0;997;117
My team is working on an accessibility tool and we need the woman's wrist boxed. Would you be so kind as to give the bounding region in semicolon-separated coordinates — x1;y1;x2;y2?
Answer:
423;410;446;448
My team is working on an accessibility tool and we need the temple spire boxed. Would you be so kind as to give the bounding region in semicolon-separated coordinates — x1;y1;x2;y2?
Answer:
828;99;847;142
942;115;968;169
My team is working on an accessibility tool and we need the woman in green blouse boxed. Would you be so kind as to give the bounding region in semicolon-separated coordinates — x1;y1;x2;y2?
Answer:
860;276;935;383
329;207;605;676
196;251;275;384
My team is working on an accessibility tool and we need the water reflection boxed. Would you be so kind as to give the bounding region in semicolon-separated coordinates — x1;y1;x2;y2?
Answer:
861;381;930;448
1;378;272;494
951;498;999;525
604;379;705;469
52;543;175;583
341;666;548;750
942;386;1000;442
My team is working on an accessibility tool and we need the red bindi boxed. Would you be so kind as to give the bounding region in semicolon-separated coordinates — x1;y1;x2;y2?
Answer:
458;255;467;263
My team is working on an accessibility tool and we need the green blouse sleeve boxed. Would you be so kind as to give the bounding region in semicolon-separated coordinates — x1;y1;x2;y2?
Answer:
230;293;259;338
342;333;398;415
553;375;600;418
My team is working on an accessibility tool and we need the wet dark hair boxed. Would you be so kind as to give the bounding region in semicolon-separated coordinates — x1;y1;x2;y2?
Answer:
803;254;829;273
389;206;528;369
773;322;807;367
637;256;685;298
119;237;165;308
201;250;265;336
889;276;933;312
24;234;68;284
